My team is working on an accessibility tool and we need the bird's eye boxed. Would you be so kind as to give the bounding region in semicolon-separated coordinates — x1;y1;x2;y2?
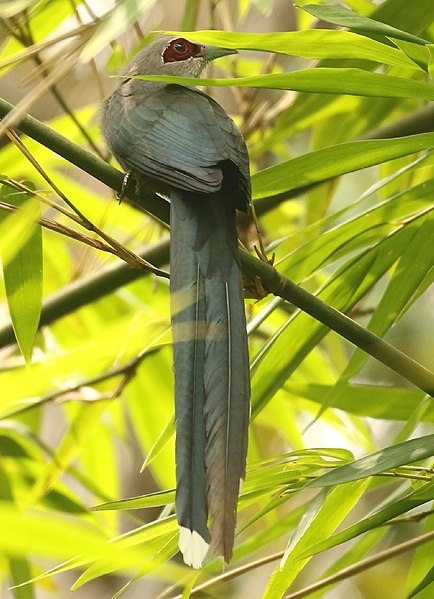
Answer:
174;42;187;53
162;38;202;63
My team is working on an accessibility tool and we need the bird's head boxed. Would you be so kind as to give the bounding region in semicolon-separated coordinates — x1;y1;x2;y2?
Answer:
123;35;237;78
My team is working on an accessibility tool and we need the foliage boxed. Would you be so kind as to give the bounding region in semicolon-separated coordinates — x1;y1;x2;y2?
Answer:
0;0;433;598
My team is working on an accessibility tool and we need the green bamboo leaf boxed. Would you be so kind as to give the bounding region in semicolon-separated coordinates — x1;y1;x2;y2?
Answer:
285;382;429;422
0;185;42;364
43;487;87;515
71;516;179;590
0;316;169;417
372;0;434;38
300;479;434;559
140;414;175;472
277;178;434;282
9;558;35;599
306;528;387;599
0;188;40;265
92;489;174;511
0;0;75;69
253;0;434;154
0;468;35;599
171;30;420;70
329;213;434;389
298;4;429;45
251;221;420;418
307;435;434;488
251;134;434;200
125;351;175;490
138;69;434;100
0;502;178;576
0;433;32;458
72;533;179;591
28;401;110;506
360;213;434;332
407;563;434;598
392;39;431;71
263;480;368;598
79;404;119;529
0;502;107;560
405;508;434;599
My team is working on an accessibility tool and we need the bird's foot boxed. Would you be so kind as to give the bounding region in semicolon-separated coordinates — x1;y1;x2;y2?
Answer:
243;274;268;300
254;244;275;267
116;171;132;203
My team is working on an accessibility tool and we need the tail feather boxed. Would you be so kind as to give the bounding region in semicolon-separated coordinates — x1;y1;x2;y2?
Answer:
171;194;210;562
204;273;250;561
170;189;250;567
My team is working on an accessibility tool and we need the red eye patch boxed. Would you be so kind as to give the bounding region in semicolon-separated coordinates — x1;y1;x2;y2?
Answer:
162;38;204;63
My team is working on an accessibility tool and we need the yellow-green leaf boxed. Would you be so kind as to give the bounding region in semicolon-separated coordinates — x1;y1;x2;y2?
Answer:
0;184;42;363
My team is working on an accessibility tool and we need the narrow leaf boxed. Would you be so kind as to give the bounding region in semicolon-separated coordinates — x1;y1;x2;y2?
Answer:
171;30;421;70
307;435;434;488
92;489;174;512
0;184;42;363
301;479;434;559
331;213;434;387
138;69;434;101
251;134;434;200
28;401;109;506
407;564;434;598
263;480;368;598
251;221;420;417
298;4;429;45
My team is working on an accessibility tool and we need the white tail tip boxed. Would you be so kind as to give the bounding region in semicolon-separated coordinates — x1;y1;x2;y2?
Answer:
179;527;209;569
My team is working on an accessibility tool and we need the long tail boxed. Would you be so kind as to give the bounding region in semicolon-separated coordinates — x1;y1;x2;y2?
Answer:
170;189;250;567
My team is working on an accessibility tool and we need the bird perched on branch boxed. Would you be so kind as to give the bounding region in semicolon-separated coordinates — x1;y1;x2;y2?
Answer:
102;35;251;568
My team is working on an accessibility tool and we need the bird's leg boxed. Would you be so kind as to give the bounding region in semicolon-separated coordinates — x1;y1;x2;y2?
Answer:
116;170;132;203
247;195;274;267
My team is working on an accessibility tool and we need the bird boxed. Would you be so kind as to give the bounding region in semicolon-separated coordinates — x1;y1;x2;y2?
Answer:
101;35;251;568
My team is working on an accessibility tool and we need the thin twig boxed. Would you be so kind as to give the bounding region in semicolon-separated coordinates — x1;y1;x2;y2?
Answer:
0;176;169;279
0;23;94;70
166;551;284;599
284;530;434;599
0;347;162;418
3;131;168;277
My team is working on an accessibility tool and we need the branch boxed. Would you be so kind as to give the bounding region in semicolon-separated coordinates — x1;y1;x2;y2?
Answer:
242;251;434;398
1;97;433;397
1;347;162;418
0;96;170;225
0;237;170;348
284;530;434;599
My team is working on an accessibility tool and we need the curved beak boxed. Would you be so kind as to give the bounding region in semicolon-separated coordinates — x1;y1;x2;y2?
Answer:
200;44;238;61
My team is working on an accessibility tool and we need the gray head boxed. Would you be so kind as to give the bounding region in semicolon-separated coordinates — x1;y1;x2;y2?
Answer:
122;35;237;78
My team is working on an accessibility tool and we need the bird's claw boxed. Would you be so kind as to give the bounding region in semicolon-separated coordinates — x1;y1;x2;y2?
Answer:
116;171;132;203
243;275;268;300
254;245;275;267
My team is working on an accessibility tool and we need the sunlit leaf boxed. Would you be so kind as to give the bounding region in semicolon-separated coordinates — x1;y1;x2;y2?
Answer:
0;184;42;363
92;489;174;511
307;435;434;488
252;134;434;200
301;479;434;558
407;563;434;599
137;69;434;100
263;480;368;598
298;4;429;45
170;29;422;69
